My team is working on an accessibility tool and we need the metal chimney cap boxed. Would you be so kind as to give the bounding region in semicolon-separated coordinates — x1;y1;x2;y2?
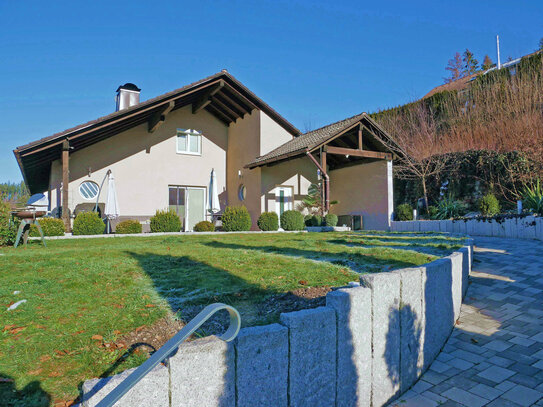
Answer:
116;83;141;92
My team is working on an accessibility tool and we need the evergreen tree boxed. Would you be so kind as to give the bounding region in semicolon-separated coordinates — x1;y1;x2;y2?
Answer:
539;37;543;51
444;52;464;83
481;55;494;70
462;49;479;75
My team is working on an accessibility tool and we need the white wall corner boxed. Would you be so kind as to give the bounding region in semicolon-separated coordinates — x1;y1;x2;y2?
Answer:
387;160;394;226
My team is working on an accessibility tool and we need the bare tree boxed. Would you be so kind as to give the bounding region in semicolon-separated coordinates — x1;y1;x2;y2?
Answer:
378;103;449;210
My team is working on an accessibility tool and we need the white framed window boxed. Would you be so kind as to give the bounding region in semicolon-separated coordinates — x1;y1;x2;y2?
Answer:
176;129;202;155
79;181;99;200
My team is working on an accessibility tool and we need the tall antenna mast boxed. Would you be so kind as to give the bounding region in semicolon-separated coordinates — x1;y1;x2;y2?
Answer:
496;35;501;69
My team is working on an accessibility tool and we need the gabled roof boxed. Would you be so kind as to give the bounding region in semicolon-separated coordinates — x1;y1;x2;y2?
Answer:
15;71;300;193
246;112;395;168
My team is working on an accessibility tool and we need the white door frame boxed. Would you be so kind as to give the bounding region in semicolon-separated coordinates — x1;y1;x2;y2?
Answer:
184;186;207;232
274;185;293;220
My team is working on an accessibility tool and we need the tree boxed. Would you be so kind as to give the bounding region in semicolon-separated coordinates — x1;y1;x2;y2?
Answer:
444;52;464;83
462;49;479;75
297;182;338;215
481;55;494;71
539;37;543;51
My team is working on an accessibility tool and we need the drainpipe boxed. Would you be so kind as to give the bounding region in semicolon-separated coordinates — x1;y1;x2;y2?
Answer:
306;150;330;214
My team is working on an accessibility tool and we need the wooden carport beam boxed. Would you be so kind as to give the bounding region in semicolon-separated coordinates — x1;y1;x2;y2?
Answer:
192;80;225;114
358;123;363;150
324;145;392;160
61;140;71;232
148;101;175;133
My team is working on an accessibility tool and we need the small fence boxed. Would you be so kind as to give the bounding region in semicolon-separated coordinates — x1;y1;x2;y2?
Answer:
391;216;543;241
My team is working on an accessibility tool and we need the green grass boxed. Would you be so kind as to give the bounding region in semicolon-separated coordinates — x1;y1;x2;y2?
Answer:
0;231;464;405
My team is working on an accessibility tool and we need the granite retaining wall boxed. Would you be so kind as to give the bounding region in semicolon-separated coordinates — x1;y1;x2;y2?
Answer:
391;216;543;241
81;242;473;407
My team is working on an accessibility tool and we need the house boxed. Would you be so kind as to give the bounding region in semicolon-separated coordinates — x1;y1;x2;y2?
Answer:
13;71;395;232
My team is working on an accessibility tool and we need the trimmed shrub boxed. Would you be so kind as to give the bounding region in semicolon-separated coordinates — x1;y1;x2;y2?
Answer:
324;213;338;227
72;212;105;235
257;212;279;231
0;201;17;246
396;203;413;221
29;217;65;237
310;214;322;227
115;219;142;234
222;206;252;232
478;193;501;216
193;220;215;232
150;209;182;233
304;214;313;226
280;210;305;231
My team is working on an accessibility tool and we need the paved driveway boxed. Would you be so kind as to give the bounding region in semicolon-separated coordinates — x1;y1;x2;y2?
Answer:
396;237;543;407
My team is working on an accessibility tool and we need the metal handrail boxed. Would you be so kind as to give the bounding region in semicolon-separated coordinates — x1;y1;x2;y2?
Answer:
94;303;241;407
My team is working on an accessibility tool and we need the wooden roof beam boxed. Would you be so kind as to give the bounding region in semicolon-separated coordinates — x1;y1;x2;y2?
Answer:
324;145;392;160
192;80;225;114
210;96;241;122
148;101;175;133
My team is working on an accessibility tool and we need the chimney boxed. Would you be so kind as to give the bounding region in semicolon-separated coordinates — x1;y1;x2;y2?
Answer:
116;83;141;111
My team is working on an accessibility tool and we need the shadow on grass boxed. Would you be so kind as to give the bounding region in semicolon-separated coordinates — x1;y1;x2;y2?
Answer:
201;240;424;273
0;374;50;407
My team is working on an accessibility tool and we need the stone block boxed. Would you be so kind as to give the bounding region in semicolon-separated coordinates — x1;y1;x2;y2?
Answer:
439;220;452;233
235;324;288;407
280;307;336;407
519;216;537;239
421;259;454;370
327;287;372;407
504;217;518;239
491;219;505;237
170;335;235;407
360;272;401;406
536;217;543;242
420;221;439;232
392;267;425;394
81;365;169;407
452;220;466;235
446;251;463;322
458;246;471;297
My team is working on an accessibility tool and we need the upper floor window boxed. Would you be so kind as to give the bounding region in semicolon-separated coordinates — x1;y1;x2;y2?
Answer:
177;129;202;155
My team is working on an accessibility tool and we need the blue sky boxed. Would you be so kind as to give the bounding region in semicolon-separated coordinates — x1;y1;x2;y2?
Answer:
1;1;541;182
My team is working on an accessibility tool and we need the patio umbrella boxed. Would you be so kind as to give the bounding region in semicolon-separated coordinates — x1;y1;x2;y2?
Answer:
208;168;220;214
104;172;120;233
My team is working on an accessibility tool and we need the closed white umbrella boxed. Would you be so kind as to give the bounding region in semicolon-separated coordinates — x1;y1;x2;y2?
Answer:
105;172;120;233
208;169;220;214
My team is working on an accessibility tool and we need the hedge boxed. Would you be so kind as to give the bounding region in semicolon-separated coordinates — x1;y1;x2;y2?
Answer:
194;220;215;232
115;219;142;234
150;209;182;233
280;210;305;231
257;212;279;231
222;206;252;231
0;201;17;246
72;212;105;235
324;213;338;227
29;217;65;237
478;193;501;217
396;204;413;221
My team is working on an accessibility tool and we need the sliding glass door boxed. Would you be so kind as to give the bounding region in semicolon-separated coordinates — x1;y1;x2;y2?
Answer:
168;186;206;231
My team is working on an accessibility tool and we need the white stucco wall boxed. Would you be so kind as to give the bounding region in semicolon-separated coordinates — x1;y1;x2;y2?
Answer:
329;160;393;230
49;105;228;219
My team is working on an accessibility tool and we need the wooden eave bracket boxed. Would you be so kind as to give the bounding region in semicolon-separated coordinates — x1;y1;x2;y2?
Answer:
148;101;175;133
192;80;225;114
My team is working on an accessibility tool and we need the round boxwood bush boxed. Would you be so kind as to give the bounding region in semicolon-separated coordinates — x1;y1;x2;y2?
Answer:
194;220;215;232
150;209;182;233
478;193;500;217
29;217;65;237
257;212;279;231
115;219;142;234
310;214;322;227
396;203;414;221
324;213;338;227
280;210;305;231
0;201;17;246
222;206;252;231
304;214;313;226
72;211;105;235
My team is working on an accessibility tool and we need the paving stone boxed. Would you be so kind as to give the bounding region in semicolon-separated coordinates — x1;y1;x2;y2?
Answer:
442;387;487;407
476;365;516;384
468;383;504;401
501;384;543;406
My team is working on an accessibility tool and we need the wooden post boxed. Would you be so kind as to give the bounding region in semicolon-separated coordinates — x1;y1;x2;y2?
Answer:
358;123;363;150
62;140;71;232
321;150;328;215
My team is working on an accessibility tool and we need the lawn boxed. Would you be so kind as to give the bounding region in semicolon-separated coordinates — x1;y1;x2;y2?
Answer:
0;231;465;406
